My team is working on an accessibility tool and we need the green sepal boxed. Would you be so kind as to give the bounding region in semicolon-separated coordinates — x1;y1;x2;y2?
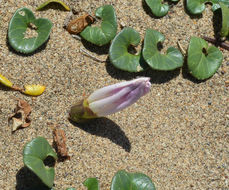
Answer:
69;99;98;123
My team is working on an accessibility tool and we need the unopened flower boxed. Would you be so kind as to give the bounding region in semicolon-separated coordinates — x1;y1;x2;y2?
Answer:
69;77;151;122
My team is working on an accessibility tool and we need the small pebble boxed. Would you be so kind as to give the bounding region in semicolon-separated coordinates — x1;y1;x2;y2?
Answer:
225;80;229;87
221;67;226;75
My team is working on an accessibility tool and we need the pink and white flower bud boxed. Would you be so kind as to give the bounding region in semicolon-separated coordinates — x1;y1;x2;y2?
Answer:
69;77;151;122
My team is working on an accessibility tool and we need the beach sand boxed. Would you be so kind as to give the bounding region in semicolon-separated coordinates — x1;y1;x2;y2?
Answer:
0;0;228;189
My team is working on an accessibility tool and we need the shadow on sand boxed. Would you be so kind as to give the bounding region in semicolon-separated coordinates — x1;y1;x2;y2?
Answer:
16;167;52;190
69;117;131;152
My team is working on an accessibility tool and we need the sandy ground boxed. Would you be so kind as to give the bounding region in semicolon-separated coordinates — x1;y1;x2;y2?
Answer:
0;0;228;189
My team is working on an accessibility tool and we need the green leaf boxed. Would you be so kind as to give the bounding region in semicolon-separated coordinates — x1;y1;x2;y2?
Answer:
145;0;179;17
111;170;156;190
83;178;100;190
186;0;229;14
142;29;183;71
187;37;223;80
8;7;53;54
80;5;117;46
23;137;57;188
36;0;70;11
65;188;76;190
220;2;229;37
109;27;147;72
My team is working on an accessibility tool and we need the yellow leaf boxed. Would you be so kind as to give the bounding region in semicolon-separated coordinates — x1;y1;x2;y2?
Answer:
36;0;70;11
23;85;46;96
0;74;13;88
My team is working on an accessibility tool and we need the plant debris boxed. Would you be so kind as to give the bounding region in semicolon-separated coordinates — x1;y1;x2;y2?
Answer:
67;14;95;34
53;127;70;161
0;74;45;96
9;99;32;132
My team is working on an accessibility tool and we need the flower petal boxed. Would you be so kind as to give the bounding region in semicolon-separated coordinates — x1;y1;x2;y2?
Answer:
89;86;132;116
89;77;151;116
87;77;150;103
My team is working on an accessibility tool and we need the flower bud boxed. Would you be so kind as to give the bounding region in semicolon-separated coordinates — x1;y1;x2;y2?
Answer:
69;77;151;122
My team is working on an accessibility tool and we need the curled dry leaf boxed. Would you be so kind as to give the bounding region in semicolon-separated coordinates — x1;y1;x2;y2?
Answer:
23;84;46;96
67;14;95;34
53;128;70;161
9;99;32;132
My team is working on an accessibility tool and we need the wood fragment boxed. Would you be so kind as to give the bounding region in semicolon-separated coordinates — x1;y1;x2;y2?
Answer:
80;48;107;63
53;127;70;161
202;36;229;51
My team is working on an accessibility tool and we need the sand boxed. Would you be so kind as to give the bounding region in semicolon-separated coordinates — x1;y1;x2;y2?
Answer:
0;0;228;189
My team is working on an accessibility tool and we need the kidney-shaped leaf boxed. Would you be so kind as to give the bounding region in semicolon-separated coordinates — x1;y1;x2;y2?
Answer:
111;170;156;190
8;7;53;54
23;137;57;188
186;0;229;14
220;2;229;37
145;0;179;17
143;29;183;71
109;27;147;72
83;178;100;190
187;37;223;80
80;5;117;46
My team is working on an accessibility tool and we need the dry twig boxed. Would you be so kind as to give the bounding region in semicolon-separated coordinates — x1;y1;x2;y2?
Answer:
202;36;229;51
80;48;107;63
177;40;186;56
71;34;82;41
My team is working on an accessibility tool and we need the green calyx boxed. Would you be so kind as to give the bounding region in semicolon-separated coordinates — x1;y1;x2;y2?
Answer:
69;99;98;123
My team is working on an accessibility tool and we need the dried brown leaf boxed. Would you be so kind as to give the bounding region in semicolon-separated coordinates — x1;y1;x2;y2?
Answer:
67;14;95;34
9;99;32;132
11;117;23;131
53;128;70;161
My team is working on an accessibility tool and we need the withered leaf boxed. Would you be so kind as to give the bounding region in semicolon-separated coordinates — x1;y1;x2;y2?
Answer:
67;14;95;34
0;74;13;88
23;84;46;96
9;99;31;132
53;128;70;161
